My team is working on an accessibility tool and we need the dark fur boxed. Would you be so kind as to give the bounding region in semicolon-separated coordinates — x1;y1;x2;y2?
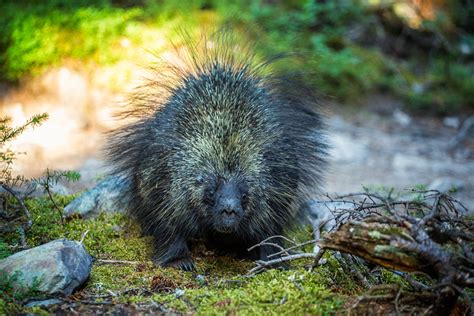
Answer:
106;33;328;270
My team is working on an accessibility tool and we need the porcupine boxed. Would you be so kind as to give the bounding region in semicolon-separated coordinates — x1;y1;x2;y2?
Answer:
106;33;328;271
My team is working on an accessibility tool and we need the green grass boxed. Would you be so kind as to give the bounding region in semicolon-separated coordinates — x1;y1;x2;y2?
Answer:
0;0;207;80
1;2;142;80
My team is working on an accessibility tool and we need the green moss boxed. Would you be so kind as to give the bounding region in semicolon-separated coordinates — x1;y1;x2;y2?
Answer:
88;264;343;314
0;194;349;313
368;231;383;239
0;192;433;314
77;220;348;314
0;271;43;315
175;269;341;314
0;241;12;260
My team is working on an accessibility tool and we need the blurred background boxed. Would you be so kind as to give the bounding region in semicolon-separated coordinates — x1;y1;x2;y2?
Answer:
0;0;473;206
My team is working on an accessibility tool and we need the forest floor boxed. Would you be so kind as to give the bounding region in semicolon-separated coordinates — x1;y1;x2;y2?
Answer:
5;195;471;315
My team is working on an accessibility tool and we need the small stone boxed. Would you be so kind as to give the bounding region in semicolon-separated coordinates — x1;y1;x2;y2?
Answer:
0;239;92;296
412;82;425;94
460;43;471;55
317;258;328;265
195;275;206;285
443;117;460;129
174;289;185;298
64;175;129;218
393;109;411;127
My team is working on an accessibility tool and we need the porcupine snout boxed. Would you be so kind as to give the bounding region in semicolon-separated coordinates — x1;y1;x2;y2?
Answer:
213;181;244;233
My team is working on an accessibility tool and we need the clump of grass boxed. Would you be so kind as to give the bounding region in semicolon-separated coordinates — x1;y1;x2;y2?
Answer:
0;0;209;81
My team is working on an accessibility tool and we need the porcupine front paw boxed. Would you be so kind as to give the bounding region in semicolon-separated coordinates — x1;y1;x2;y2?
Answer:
153;236;195;271
161;256;196;271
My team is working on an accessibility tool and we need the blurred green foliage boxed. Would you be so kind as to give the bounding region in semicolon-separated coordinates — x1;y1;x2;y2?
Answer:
0;0;473;113
0;1;142;79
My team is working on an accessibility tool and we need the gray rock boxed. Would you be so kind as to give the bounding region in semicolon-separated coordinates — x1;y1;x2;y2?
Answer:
443;117;460;129
428;177;465;193
412;82;426;94
64;175;129;217
0;239;92;296
195;274;206;286
393;109;412;127
460;42;471;55
174;289;185;298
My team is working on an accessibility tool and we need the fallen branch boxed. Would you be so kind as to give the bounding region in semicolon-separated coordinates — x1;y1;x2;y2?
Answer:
248;253;318;276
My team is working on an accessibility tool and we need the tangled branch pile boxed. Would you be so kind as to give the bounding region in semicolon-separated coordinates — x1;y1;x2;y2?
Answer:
250;190;473;314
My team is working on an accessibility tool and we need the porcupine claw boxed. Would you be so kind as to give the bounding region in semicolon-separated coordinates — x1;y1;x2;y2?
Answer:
162;256;196;271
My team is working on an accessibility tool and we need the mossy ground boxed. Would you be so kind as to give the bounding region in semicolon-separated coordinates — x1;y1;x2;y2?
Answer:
0;194;406;314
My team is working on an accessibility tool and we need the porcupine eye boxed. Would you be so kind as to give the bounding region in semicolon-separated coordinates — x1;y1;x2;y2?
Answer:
204;187;215;205
240;185;249;209
195;175;204;186
196;175;216;205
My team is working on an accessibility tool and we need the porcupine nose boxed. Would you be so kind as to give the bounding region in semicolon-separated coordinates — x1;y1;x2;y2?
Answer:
220;198;241;217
